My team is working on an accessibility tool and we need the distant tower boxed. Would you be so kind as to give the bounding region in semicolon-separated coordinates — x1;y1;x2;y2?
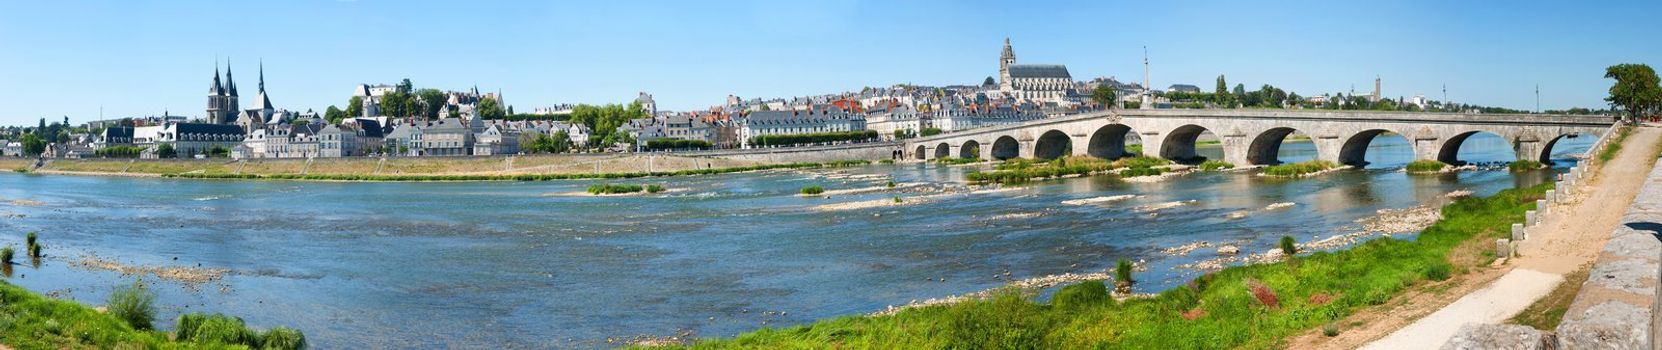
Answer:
207;61;225;124
1372;75;1382;102
998;37;1016;91
224;59;240;124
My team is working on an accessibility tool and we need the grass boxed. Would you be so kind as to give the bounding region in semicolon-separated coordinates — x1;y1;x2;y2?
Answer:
0;245;12;265
0;279;303;349
886;180;896;188
1598;126;1633;163
1262;160;1340;177
656;183;1551;349
107;280;156;330
1112;156;1172;169
588;183;645;195
1406;160;1448;174
800;186;825;195
646;184;666;193
25;232;39;258
1510;265;1590;330
968;156;1115;185
175;313;306;350
1507;160;1545;172
1199;160;1235;171
934;157;982;165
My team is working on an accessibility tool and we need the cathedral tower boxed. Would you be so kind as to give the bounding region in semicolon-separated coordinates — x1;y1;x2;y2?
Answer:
999;37;1017;91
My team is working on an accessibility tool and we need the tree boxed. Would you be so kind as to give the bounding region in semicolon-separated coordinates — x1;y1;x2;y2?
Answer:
324;106;347;124
983;76;996;86
347;96;364;117
416;89;447;120
379;91;409;119
1215;75;1233;107
156;144;176;158
1605;63;1662;124
1092;85;1117;107
19;133;44;156
396;78;413;94
477;96;506;120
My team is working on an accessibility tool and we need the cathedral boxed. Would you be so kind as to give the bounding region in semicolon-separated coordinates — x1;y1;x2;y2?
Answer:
205;60;278;132
206;61;241;125
997;38;1074;103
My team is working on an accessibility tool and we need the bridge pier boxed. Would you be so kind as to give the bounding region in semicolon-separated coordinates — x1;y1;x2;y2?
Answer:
1414;136;1442;163
1070;135;1092;158
1514;137;1545;164
920;145;935;161
1221;131;1250;166
1313;134;1344;164
979;140;995;160
1019;140;1036;159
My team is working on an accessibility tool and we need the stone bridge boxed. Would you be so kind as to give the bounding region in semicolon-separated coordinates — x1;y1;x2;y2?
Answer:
900;109;1612;166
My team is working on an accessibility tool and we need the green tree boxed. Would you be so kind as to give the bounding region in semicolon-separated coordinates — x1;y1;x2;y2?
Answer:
1092;84;1117;107
983;76;996;86
1215;75;1233;107
324;105;347;124
478;96;506;120
379;91;408;118
1605;63;1662;124
20;133;44;156
347;96;364;117
396;78;413;94
156;144;176;158
416;89;447;120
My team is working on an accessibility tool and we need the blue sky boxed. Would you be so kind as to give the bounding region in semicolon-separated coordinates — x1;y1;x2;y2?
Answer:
0;0;1658;126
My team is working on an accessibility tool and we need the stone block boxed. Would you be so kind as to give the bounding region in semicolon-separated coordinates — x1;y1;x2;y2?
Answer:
1441;323;1546;350
1525;211;1537;227
1497;239;1513;258
1513;223;1526;240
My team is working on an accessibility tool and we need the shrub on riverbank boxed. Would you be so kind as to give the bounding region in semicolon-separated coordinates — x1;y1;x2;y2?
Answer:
25;232;39;258
800;186;825;195
174;313;306;350
1112;156;1171;169
665;184;1551;349
0;245;12;265
1508;160;1545;172
646;184;666;193
1262;160;1339;177
1406;160;1448;173
1199;160;1235;171
1280;236;1298;256
107;281;156;330
1051;281;1113;311
588;183;644;195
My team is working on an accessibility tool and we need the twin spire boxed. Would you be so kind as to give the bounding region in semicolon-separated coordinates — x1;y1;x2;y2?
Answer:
208;58;266;96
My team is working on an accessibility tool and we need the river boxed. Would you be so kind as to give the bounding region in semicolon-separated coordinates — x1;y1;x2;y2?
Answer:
0;133;1595;348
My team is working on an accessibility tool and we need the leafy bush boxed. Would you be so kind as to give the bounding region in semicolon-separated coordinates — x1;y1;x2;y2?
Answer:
107;281;156;330
1262;160;1338;177
1280;235;1297;256
941;289;1050;349
645;184;666;193
25;232;38;258
1114;259;1135;285
1424;261;1453;281
892;196;903;203
262;327;308;350
175;313;205;341
0;246;12;265
886;180;896;188
1406;160;1448;173
1199;160;1235;171
919;128;944;137
28;244;40;259
1051;280;1112;311
1323;323;1341;337
800;186;825;195
188;314;257;345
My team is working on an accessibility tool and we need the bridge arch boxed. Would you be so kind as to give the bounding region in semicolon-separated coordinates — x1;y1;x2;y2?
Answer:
1245;127;1311;165
933;142;952;159
913;145;927;160
1086;124;1136;159
1436;130;1507;165
1537;132;1589;164
1159;124;1215;163
1034;130;1073;160
991;135;1021;160
960;140;981;159
1337;129;1413;167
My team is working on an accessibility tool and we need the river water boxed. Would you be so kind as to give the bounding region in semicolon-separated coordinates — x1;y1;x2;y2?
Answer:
0;133;1594;348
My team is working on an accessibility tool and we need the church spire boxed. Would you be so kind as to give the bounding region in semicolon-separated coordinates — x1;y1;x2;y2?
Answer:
258;59;265;93
226;58;238;97
210;60;224;95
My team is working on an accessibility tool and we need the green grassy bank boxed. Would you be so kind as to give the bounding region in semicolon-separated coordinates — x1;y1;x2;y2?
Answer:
653;183;1548;349
0;281;303;349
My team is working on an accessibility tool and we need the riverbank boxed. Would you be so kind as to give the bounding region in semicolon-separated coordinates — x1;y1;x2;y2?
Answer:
0;279;303;349
649;180;1552;348
14;153;784;181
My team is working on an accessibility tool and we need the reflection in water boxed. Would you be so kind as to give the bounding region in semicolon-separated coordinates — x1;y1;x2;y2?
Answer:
0;132;1597;348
